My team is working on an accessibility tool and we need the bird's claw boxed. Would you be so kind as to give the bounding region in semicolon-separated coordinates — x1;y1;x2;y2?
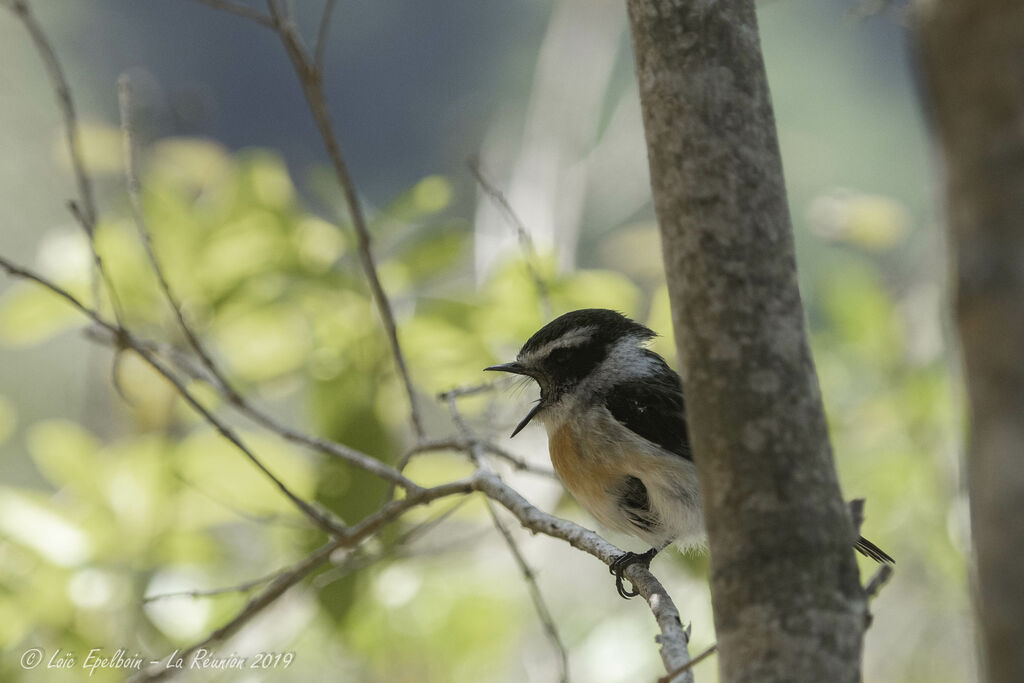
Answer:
609;548;658;600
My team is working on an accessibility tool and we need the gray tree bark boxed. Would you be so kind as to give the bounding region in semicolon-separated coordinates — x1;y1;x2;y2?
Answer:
626;2;866;682
916;3;1024;682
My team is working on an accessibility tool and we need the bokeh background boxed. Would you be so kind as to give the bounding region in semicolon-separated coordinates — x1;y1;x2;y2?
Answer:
0;0;970;681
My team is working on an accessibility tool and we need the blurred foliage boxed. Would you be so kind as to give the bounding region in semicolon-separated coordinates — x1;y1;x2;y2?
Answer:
0;134;967;682
0;137;672;681
0;0;967;680
0;138;966;682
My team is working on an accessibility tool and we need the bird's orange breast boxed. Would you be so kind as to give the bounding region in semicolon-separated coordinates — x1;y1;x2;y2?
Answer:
549;423;619;504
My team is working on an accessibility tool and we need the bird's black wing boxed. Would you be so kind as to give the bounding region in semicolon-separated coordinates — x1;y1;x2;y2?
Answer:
603;353;691;461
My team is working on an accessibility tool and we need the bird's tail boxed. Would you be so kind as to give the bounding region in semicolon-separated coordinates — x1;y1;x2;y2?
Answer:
855;535;894;564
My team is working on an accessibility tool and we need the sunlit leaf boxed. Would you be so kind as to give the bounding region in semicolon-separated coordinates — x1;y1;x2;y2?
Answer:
213;305;311;381
820;261;901;362
552;268;641;318
0;487;92;566
0;283;83;346
176;430;316;517
27;419;100;491
411;175;453;214
53;121;123;175
245;152;295;209
808;189;909;251
294;216;346;273
399;222;468;282
146;137;232;193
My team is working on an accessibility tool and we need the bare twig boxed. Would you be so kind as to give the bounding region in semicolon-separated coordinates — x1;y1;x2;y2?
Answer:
184;0;275;27
5;8;696;678
2;0;96;228
134;483;474;682
656;643;717;683
84;326;421;491
2;0;126;326
134;480;475;682
864;563;894;600
144;497;471;604
468;156;552;317
143;571;282;603
0;254;346;537
1;251;693;676
172;470;311;531
403;437;556;479
472;471;693;679
117;76;242;401
848;498;866;535
486;502;570;682
447;394;570;682
262;0;425;438
313;0;337;74
481;441;555;477
437;380;499;401
313;496;474;588
134;540;339;682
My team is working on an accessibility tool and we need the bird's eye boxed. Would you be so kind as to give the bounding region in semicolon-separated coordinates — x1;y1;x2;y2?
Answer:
547;347;573;365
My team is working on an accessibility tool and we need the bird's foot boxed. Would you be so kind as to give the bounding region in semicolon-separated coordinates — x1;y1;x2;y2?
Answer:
609;547;659;599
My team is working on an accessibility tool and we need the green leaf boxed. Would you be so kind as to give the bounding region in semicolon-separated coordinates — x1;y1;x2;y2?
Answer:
176;430;315;518
398;222;468;283
552;268;642;318
0;283;83;346
212;304;312;382
27;419;101;491
0;487;92;566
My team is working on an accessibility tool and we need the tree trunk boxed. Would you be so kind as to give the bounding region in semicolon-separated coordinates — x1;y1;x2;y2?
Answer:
625;2;866;681
916;4;1024;682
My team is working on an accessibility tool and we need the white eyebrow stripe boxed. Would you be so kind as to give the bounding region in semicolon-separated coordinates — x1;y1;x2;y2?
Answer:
519;326;598;364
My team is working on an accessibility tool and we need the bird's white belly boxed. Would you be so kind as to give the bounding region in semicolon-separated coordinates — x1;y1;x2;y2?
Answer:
543;408;705;551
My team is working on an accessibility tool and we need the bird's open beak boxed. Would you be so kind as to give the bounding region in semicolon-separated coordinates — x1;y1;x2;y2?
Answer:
484;361;543;437
484;361;527;375
509;401;543;438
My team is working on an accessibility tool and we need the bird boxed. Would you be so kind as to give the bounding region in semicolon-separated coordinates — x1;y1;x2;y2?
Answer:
486;308;893;599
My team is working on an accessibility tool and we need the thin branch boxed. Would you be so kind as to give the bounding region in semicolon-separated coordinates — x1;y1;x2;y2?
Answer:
68;199;127;325
117;80;418;490
3;0;96;228
262;0;425;438
143;570;282;603
468;156;552;317
1;251;692;676
134;478;476;682
472;471;694;679
172;470;311;531
486;502;570;682
144;497;471;604
447;393;569;682
117;76;242;402
134;540;338;682
128;345;350;537
403;437;556;479
313;496;474;588
864;563;894;601
184;0;275;27
0;254;346;537
313;0;337;74
656;643;717;683
2;0;127;327
437;381;499;401
481;442;556;477
83;327;421;491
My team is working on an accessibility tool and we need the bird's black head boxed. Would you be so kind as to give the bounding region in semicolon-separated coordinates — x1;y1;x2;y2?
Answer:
485;309;655;436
